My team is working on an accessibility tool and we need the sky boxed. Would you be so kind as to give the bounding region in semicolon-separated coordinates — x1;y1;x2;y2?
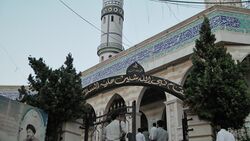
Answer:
0;0;205;85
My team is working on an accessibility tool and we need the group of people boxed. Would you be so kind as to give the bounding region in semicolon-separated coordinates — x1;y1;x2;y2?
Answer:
102;111;234;141
136;120;168;141
102;112;168;141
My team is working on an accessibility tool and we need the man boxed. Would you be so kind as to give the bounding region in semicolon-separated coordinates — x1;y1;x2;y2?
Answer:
23;124;39;141
153;120;168;141
103;112;127;141
142;128;150;141
136;128;146;141
216;125;235;141
149;123;157;141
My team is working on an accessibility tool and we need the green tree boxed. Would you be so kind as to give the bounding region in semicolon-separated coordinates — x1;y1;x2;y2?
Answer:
19;53;86;141
184;17;250;129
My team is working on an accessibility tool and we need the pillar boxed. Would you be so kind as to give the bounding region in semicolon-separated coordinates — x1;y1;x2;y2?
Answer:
165;98;183;141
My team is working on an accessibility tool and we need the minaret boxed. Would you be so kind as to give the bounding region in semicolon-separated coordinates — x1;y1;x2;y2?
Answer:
205;0;242;9
97;0;124;62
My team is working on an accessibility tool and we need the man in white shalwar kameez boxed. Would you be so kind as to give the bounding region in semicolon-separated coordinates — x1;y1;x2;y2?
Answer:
103;113;127;141
152;120;168;141
136;128;146;141
149;123;157;141
216;125;235;141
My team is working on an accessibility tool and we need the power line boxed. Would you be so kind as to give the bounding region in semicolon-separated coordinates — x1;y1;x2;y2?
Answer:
145;0;150;24
152;0;250;5
165;2;181;22
58;0;130;48
0;42;27;80
113;21;133;46
162;1;205;9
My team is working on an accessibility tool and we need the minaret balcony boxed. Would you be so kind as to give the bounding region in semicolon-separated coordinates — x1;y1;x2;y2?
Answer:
97;42;124;55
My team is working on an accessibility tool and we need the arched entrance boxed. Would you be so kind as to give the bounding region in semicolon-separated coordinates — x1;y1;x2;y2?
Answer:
82;62;184;141
139;88;167;130
104;94;126;120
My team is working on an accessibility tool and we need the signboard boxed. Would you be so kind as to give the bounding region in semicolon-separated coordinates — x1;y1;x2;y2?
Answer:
0;95;47;141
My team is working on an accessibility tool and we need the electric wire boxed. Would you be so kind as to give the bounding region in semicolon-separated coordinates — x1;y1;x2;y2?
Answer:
145;0;150;24
161;3;165;19
59;0;130;48
0;42;27;80
162;1;205;9
113;19;133;46
165;2;181;22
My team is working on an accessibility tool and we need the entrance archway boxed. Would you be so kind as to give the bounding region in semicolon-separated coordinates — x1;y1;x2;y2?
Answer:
82;62;185;141
104;94;126;118
139;88;167;130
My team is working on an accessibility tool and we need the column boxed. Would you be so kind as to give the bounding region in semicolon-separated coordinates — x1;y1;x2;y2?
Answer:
165;98;183;141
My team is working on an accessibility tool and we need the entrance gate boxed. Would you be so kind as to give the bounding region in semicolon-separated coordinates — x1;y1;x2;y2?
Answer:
82;62;186;141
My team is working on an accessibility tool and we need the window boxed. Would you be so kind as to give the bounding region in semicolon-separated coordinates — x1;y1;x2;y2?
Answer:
103;17;106;24
119;17;121;24
109;55;112;58
111;15;114;22
101;56;104;61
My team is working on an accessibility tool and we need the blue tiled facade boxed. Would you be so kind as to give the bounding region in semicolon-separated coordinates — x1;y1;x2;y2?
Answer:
81;9;250;87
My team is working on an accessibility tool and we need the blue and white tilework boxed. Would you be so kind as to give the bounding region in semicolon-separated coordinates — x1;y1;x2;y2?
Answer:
81;10;250;87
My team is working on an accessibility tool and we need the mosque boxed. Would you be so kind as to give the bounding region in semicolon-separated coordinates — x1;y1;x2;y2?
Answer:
57;0;250;141
0;0;249;141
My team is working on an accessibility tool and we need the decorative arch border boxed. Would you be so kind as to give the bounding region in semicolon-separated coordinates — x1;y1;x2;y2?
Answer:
83;62;185;100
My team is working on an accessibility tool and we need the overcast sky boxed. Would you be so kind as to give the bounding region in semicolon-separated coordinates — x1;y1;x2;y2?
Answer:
0;0;204;85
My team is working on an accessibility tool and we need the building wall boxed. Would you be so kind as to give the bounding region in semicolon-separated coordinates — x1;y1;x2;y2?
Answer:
63;47;250;141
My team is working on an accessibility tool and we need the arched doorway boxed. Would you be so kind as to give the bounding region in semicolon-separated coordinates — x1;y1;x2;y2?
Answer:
104;94;126;122
83;62;184;141
139;88;167;130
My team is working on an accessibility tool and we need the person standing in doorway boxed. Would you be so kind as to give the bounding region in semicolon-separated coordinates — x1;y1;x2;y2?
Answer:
149;123;157;141
136;128;146;141
153;120;168;141
142;128;150;141
103;112;127;141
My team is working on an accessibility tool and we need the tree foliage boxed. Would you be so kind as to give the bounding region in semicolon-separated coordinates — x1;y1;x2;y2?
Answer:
18;53;86;141
184;17;250;129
